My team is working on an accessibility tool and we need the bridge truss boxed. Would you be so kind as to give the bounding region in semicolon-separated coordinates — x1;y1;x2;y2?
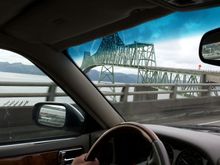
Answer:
81;33;201;84
80;33;220;99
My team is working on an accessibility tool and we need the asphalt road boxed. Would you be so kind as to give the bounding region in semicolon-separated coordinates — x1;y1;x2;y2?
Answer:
135;108;220;126
165;114;220;126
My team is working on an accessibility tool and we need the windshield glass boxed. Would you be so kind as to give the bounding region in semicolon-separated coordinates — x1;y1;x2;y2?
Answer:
67;7;220;126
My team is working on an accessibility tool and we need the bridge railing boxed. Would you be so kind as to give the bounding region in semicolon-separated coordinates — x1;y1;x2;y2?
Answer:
0;82;220;106
0;82;66;106
96;83;220;102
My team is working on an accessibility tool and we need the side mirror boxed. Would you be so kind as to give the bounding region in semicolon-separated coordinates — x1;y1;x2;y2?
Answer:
33;102;85;131
199;27;220;66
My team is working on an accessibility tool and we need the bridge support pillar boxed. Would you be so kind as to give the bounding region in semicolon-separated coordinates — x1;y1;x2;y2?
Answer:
98;64;116;102
170;85;177;99
120;85;129;102
200;74;211;97
46;84;56;101
200;74;207;83
133;86;157;101
200;85;211;97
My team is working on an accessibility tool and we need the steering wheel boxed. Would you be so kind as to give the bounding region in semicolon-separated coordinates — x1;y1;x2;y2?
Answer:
85;122;170;165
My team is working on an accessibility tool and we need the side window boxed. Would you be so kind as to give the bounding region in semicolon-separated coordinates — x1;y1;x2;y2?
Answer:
0;49;79;144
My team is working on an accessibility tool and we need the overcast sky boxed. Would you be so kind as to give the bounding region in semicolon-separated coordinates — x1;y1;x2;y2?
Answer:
0;49;32;65
155;35;220;71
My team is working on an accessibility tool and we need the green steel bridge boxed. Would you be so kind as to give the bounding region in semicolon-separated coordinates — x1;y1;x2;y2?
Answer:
81;33;220;85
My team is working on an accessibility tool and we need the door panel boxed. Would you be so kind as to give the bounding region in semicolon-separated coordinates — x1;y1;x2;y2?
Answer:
0;150;58;165
0;136;89;158
0;147;85;165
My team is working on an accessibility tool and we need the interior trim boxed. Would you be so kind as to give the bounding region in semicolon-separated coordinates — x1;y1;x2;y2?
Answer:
0;135;89;158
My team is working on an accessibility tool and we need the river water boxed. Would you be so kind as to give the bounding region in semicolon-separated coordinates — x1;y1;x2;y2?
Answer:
0;71;69;106
0;71;183;106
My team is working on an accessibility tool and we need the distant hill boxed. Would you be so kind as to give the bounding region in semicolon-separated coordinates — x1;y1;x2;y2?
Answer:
86;70;138;83
0;62;138;82
0;62;44;75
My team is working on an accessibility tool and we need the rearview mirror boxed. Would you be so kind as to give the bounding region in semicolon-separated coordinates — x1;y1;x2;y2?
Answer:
33;102;85;130
199;27;220;66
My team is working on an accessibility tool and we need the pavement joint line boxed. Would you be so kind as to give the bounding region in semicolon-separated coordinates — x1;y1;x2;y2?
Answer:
198;120;220;125
188;111;205;116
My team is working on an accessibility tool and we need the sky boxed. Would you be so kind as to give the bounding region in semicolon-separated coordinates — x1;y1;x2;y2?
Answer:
0;49;32;65
68;6;220;72
155;35;220;71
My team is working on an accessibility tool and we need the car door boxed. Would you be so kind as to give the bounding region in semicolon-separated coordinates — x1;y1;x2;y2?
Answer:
0;49;101;165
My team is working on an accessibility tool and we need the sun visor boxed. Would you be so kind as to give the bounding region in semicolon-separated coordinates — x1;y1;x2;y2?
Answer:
4;0;156;45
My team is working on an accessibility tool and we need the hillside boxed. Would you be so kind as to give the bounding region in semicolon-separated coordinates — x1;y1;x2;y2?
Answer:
0;62;44;75
0;62;138;82
87;70;138;83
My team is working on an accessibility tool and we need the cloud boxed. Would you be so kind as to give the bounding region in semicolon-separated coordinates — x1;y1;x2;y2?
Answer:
155;36;220;71
119;6;220;44
0;49;32;65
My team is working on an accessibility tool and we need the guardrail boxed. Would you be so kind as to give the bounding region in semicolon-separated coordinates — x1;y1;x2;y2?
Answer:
0;82;220;106
0;82;66;98
96;83;220;102
0;82;65;106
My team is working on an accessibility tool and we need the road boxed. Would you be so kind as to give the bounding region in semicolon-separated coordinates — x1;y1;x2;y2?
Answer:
165;114;220;126
134;107;220;126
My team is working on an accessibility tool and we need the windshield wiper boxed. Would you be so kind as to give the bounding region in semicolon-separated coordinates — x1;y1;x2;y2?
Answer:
166;124;220;133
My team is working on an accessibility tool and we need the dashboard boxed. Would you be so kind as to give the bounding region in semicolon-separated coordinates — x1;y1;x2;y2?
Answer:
146;124;220;165
163;141;209;165
91;124;220;165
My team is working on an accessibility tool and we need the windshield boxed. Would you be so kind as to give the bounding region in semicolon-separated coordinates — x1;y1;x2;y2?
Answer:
67;7;220;127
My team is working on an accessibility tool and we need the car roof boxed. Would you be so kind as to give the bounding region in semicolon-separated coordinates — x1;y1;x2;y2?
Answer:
1;0;220;51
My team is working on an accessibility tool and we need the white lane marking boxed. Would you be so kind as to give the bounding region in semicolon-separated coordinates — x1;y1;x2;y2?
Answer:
198;120;220;125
